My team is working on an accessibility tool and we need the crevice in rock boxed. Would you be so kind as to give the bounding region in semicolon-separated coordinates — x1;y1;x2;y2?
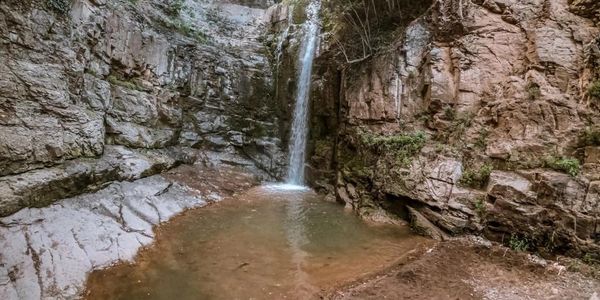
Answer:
23;231;43;299
70;229;93;268
154;182;174;197
145;198;163;224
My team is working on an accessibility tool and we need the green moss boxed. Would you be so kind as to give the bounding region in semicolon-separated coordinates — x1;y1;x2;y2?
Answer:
107;75;143;91
341;149;373;179
248;123;267;138
588;80;600;99
526;82;541;100
581;127;600;146
47;0;70;14
289;0;310;24
544;156;581;177
314;140;331;157
459;164;492;189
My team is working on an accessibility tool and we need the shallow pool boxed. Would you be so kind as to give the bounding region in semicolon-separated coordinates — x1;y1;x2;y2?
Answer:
85;186;427;299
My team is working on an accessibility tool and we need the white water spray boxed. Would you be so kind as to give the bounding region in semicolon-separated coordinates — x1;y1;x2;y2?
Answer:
286;0;321;185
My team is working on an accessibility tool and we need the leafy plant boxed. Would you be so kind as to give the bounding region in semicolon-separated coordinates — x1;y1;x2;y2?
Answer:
360;131;426;167
459;164;493;189
174;20;208;42
443;106;456;120
474;128;489;149
581;127;600;146
47;0;70;14
435;111;473;144
526;82;541;100
544;156;581;177
588;80;600;99
509;234;530;252
166;0;186;16
583;253;599;265
474;197;487;216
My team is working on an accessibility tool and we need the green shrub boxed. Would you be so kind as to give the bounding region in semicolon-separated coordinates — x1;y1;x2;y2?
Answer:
581;127;600;146
435;111;472;144
526;82;541;100
588;80;600;99
443;107;456;120
47;0;70;14
474;128;488;149
166;0;186;16
459;164;492;189
474;197;487;216
107;75;143;91
509;235;530;252
170;20;208;43
583;253;599;266
360;131;426;167
360;131;426;150
313;140;331;157
544;156;581;177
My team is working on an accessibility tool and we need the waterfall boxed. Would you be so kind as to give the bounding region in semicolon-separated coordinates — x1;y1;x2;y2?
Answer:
286;0;321;185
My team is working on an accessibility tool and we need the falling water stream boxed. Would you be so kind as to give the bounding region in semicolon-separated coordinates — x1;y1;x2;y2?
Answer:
286;0;321;185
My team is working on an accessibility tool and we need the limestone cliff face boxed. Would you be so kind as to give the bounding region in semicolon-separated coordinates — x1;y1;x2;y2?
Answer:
303;0;600;257
0;0;286;216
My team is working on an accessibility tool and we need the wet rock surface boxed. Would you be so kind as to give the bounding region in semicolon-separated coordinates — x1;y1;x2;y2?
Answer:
0;164;258;299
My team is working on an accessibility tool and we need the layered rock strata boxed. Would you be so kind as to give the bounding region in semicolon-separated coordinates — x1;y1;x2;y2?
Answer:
0;0;286;216
301;0;600;256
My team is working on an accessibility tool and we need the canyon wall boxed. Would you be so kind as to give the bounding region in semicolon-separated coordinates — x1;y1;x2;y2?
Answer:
0;0;287;217
297;0;600;257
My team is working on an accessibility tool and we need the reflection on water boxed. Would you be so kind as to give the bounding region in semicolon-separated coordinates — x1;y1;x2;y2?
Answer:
85;186;428;300
285;191;315;298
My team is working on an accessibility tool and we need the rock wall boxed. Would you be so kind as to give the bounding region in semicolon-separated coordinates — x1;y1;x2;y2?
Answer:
0;0;286;216
308;0;600;257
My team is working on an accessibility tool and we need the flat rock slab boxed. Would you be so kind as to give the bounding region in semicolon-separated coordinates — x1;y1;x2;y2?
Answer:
0;165;257;299
0;145;197;217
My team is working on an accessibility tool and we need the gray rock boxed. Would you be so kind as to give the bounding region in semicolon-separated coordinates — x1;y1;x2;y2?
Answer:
0;175;209;299
0;146;196;217
0;0;288;216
